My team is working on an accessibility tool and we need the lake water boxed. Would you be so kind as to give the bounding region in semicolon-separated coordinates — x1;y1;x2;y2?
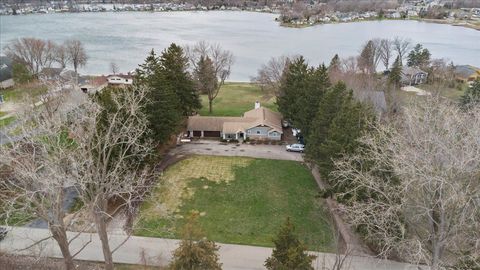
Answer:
1;11;479;81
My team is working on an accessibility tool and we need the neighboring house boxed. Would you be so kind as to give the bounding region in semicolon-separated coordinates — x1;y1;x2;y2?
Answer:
0;56;14;89
454;65;480;84
187;102;283;141
107;74;133;87
401;66;428;85
39;67;64;81
79;75;108;93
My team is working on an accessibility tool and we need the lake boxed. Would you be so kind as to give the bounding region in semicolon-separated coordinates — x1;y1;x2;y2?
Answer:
1;11;479;81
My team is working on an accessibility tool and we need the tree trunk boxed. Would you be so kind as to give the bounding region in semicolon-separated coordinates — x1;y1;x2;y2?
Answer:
50;226;75;270
209;99;213;113
94;200;114;270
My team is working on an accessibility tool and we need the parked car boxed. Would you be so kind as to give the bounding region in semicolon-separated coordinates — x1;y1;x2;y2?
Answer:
0;227;7;241
286;143;305;152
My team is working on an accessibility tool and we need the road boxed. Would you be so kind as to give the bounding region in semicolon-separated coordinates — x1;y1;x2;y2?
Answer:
0;227;425;270
171;140;303;161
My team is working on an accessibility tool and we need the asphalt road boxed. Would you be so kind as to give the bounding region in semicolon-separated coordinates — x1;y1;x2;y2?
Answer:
0;227;425;270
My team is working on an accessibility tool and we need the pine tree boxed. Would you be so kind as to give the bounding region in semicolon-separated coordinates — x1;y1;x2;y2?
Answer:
358;40;376;74
136;48;182;144
317;97;374;181
169;214;222;270
277;56;310;126
389;56;402;88
461;79;480;110
407;44;431;67
306;82;350;163
265;218;315;270
328;54;341;74
160;43;201;116
194;56;218;114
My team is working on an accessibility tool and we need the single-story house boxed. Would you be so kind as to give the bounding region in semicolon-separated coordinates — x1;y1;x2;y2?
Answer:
454;65;480;83
187;102;283;141
107;74;133;87
401;66;428;85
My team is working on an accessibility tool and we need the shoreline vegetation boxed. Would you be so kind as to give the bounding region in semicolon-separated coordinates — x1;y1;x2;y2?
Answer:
280;16;480;31
1;9;478;32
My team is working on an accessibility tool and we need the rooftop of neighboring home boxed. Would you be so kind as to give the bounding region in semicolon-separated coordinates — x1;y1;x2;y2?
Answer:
401;66;428;76
454;65;480;81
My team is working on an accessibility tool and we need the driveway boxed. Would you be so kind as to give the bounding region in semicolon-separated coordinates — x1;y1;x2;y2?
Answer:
170;140;304;162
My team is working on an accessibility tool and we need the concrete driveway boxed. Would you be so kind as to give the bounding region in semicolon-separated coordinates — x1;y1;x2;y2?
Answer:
171;140;304;162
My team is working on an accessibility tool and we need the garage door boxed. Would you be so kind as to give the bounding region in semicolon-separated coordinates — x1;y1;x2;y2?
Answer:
192;131;202;137
203;131;221;137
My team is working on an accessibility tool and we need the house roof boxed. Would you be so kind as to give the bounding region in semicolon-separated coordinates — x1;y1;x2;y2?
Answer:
454;65;480;79
401;66;427;76
187;106;283;134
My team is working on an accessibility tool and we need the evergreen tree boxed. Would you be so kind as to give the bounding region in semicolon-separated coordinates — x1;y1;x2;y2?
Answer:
277;56;310;126
12;62;32;84
358;40;376;74
317;97;374;181
194;56;218;113
407;44;431;67
306;82;350;163
277;57;330;139
265;218;315;270
388;56;402;88
328;54;341;74
136;48;182;144
169;214;222;270
160;44;201;116
460;79;480;110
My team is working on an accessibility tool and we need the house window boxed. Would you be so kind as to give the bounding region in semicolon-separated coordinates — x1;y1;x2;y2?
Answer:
247;130;251;134
256;130;261;134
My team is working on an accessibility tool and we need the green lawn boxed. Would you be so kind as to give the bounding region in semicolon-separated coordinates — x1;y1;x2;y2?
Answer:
199;82;277;116
0;116;15;128
135;156;335;251
0;84;47;103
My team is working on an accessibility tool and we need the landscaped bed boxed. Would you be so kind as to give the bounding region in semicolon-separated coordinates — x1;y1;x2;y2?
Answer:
134;156;335;251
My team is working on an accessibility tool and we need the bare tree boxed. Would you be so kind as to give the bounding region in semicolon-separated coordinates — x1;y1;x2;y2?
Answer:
393;36;412;65
71;85;155;270
332;96;480;269
110;61;119;75
53;44;70;69
65;39;87;75
252;55;292;96
379;38;393;70
4;38;56;75
0;88;89;270
185;41;234;110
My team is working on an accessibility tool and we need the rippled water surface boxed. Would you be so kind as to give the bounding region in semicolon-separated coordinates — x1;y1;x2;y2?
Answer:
1;11;479;80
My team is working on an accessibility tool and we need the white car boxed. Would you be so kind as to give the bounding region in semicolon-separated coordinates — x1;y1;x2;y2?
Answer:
286;144;305;153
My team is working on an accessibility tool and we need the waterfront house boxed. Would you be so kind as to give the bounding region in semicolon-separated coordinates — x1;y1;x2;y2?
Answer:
454;65;480;84
401;66;428;85
187;102;283;141
107;74;134;87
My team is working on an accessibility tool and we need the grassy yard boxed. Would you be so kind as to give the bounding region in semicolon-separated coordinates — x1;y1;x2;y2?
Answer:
199;82;277;116
0;116;15;128
135;156;335;251
0;83;47;103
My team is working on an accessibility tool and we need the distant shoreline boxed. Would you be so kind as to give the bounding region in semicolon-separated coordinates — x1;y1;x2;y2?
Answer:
280;17;480;31
2;10;479;31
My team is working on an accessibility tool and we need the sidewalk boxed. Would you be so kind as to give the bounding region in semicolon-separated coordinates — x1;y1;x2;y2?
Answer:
0;227;424;270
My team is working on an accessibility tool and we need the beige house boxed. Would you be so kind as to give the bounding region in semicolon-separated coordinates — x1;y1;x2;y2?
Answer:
187;102;283;140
